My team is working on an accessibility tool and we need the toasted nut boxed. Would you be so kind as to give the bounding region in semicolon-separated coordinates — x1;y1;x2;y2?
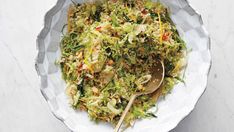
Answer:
107;60;114;65
92;87;99;94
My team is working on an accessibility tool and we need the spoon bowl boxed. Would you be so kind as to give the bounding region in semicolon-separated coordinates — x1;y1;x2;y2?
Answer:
114;59;165;132
142;60;165;94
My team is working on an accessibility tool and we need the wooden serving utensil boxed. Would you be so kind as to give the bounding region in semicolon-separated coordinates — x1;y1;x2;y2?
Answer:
114;60;165;132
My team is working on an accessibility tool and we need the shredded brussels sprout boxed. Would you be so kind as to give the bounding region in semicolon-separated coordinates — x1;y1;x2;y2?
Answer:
59;0;186;127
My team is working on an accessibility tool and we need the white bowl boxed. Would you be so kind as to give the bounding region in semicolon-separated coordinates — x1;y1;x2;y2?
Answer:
35;0;211;131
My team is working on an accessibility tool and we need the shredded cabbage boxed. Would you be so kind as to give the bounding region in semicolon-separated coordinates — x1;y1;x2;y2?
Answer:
59;0;186;127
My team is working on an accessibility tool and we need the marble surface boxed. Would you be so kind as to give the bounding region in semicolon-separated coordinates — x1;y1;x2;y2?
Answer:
0;0;233;132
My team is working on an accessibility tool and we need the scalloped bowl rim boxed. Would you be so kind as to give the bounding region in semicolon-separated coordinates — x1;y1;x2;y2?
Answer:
35;0;212;131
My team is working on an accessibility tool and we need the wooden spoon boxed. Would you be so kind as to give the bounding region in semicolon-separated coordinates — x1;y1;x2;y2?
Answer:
114;60;165;132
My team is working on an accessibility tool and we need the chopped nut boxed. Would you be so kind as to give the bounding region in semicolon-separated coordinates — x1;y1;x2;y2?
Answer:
92;87;99;94
68;55;74;60
107;59;114;65
70;88;77;96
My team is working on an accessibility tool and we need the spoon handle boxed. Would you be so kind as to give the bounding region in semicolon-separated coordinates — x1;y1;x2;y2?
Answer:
114;94;138;132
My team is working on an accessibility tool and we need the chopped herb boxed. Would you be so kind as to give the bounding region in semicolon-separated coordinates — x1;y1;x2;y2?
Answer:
77;77;84;97
146;113;157;118
59;0;187;128
123;13;134;23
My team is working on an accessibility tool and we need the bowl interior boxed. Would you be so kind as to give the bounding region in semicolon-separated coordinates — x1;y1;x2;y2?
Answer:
36;0;211;131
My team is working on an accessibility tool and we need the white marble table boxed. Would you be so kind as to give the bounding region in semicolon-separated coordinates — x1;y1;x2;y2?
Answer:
0;0;233;132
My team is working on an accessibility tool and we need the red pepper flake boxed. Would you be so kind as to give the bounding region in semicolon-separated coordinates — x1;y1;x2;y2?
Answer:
78;63;83;69
141;9;148;15
96;26;102;31
77;63;83;73
162;32;170;41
